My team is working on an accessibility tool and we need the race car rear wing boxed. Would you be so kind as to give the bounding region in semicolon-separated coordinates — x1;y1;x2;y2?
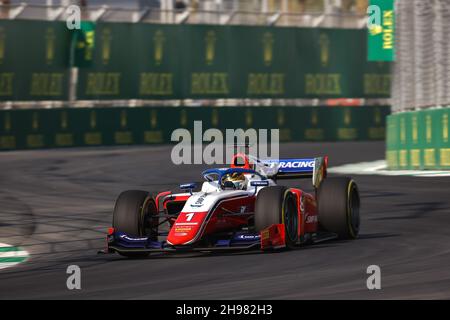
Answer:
261;157;328;188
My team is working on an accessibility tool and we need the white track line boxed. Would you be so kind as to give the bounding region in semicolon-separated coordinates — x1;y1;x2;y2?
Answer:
0;251;30;258
0;243;29;270
329;160;450;177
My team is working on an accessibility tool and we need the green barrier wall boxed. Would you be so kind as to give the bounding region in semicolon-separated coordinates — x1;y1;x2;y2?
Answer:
76;24;391;100
0;106;389;151
0;20;71;101
386;107;450;170
0;20;391;101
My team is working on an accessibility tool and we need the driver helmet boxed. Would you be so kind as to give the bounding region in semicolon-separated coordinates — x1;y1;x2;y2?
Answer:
222;172;247;190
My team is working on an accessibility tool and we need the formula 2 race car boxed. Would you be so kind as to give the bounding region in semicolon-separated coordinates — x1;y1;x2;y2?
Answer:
103;153;360;257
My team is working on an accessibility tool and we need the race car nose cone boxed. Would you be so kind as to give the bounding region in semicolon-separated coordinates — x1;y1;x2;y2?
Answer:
167;211;208;245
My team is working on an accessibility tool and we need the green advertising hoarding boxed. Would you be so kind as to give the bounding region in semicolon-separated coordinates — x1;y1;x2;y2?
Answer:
76;23;135;99
73;21;96;68
76;23;392;100
135;25;183;99
367;0;396;61
386;107;450;170
182;26;231;98
298;28;391;97
0;20;391;101
229;26;297;98
0;20;70;101
0;105;390;151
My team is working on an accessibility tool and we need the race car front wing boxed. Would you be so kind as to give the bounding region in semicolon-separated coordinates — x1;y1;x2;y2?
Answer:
101;224;287;255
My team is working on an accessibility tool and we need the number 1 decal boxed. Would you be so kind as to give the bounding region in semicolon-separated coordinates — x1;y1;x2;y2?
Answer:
186;213;195;221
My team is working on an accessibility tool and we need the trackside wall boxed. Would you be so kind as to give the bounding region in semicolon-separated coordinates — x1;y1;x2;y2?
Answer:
0;106;389;151
386;107;450;170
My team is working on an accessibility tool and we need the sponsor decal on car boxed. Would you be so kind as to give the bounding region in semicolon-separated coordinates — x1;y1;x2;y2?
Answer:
235;234;261;240
175;222;199;226
305;215;318;224
278;160;315;169
174;226;193;232
119;235;148;241
263;158;315;173
191;194;207;207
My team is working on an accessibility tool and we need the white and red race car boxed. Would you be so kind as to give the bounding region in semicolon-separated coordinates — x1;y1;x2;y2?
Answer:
104;153;360;257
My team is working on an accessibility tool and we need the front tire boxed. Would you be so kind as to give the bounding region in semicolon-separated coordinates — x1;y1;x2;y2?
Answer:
317;177;360;239
112;190;158;258
255;186;298;248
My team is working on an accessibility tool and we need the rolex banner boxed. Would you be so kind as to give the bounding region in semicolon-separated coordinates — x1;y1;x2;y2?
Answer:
367;0;396;61
0;106;390;151
0;20;70;101
76;24;391;100
0;20;392;101
386;107;450;170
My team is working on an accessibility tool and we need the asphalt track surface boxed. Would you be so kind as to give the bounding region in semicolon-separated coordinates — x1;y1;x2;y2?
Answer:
1;141;450;299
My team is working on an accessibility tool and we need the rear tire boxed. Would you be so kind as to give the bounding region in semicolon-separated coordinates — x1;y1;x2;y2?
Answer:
112;190;158;258
317;177;360;239
255;186;298;248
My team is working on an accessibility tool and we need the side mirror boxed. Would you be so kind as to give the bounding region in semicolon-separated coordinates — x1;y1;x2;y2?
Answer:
180;183;196;194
